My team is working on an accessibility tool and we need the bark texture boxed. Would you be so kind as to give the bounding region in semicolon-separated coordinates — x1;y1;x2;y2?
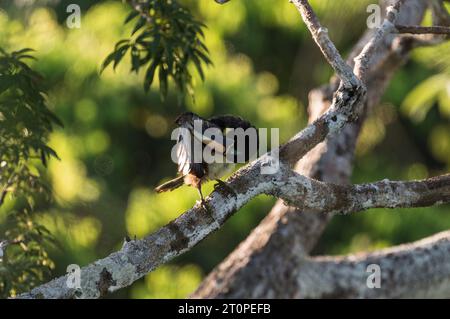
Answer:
297;230;450;298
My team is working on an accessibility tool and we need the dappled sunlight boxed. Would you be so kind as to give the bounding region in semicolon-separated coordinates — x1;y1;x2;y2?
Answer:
37;212;102;255
429;125;450;165
198;0;246;35
125;187;198;238
131;264;202;299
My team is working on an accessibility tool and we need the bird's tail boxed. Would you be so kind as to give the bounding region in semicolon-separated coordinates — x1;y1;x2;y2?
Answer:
155;176;184;193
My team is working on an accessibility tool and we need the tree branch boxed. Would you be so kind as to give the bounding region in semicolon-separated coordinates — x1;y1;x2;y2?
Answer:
297;230;450;298
353;0;405;81
397;0;450;47
394;25;450;34
272;168;450;214
17;159;449;298
291;0;360;88
283;0;408;164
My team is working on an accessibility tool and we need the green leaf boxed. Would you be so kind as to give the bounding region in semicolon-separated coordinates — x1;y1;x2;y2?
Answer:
113;45;130;70
100;51;117;73
132;17;147;36
11;48;35;57
131;46;140;73
159;67;168;99
401;74;448;123
191;54;204;81
37;144;59;160
114;39;130;49
144;60;159;92
195;49;212;65
125;10;139;24
17;55;37;61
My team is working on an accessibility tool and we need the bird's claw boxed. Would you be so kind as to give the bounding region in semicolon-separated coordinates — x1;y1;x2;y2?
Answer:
124;234;137;243
213;179;226;190
196;198;211;213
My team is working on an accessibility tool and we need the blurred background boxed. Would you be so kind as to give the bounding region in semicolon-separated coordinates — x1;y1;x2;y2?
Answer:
0;0;449;298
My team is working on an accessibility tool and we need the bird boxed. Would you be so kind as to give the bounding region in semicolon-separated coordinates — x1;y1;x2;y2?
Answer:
155;112;258;204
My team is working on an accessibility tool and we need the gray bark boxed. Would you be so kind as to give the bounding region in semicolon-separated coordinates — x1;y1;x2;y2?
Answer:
297;230;450;298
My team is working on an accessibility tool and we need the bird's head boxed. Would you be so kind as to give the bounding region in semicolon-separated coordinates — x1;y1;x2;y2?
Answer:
174;112;202;126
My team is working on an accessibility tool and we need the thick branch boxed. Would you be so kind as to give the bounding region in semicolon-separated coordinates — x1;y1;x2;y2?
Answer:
15;160;265;298
297;230;450;298
272;169;450;214
189;171;450;299
17;158;449;298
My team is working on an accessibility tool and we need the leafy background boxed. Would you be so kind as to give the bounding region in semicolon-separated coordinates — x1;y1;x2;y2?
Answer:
0;0;449;298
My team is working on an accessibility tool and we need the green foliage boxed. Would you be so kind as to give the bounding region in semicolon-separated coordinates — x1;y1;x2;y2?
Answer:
0;48;60;205
0;48;59;297
101;0;211;100
0;210;55;298
402;40;450;123
401;74;450;122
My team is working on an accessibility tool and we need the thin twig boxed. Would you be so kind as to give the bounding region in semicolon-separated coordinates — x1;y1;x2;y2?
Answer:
354;0;406;82
395;25;450;34
291;0;360;89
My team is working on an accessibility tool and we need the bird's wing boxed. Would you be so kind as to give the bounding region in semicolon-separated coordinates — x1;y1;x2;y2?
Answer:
208;115;253;130
176;127;207;178
176;127;193;176
187;118;233;156
192;126;228;155
208;115;258;162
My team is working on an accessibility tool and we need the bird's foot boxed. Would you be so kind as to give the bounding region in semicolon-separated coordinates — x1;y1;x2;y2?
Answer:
124;234;137;243
123;234;137;248
213;179;237;198
196;198;212;214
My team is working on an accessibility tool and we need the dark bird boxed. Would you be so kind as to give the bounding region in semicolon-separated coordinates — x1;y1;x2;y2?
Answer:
155;112;258;204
